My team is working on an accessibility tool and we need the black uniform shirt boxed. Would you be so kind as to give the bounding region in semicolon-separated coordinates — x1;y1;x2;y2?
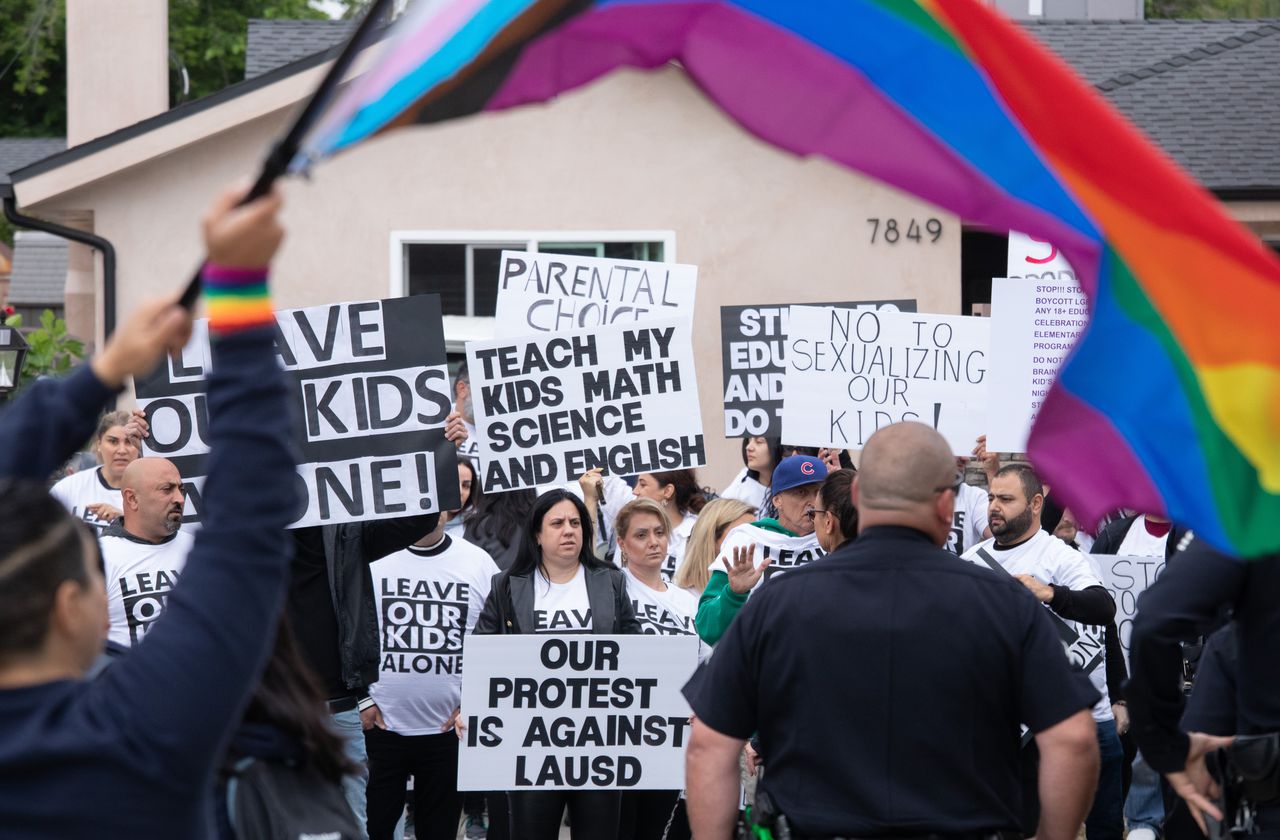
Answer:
1130;543;1280;773
683;525;1099;837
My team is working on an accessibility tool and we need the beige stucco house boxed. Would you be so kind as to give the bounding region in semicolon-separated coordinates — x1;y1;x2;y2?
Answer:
8;3;1280;488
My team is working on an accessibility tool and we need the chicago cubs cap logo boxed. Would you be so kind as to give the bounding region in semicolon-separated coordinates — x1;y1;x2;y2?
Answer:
800;460;815;476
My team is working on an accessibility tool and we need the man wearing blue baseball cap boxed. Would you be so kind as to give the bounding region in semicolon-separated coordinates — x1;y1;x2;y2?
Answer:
696;454;829;646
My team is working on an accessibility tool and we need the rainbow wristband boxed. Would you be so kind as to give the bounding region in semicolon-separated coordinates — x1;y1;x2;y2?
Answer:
203;262;274;335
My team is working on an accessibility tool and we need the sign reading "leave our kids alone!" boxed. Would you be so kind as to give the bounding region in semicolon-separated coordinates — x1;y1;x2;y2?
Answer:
135;295;460;528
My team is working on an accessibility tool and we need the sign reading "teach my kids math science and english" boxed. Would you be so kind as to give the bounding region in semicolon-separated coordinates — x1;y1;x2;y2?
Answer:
466;319;705;493
135;296;461;528
457;635;700;790
494;250;697;337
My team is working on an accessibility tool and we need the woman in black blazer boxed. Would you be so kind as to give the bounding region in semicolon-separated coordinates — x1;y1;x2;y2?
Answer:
475;488;640;840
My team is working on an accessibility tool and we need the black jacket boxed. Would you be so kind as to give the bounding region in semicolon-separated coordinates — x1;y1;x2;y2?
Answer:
475;565;642;635
1091;516;1186;562
304;514;440;694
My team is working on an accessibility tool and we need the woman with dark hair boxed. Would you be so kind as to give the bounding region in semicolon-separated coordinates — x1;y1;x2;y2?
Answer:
631;469;706;579
720;437;780;518
813;468;859;554
444;456;481;541
475;488;642;840
218;619;362;840
464;487;536;571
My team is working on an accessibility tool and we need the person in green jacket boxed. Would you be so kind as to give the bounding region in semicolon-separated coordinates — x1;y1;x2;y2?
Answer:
696;455;827;644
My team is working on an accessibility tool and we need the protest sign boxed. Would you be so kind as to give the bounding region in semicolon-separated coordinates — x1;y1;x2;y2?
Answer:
986;277;1089;452
494;251;697;337
457;635;700;790
986;231;1088;451
720;300;916;438
1007;231;1077;282
135;296;460;528
1095;553;1165;665
467;319;704;492
780;306;989;454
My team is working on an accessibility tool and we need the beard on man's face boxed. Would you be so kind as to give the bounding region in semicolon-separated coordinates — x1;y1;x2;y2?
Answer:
991;505;1034;542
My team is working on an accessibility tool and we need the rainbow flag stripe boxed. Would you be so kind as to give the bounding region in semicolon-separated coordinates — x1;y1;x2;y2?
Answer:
296;0;1280;556
203;264;274;334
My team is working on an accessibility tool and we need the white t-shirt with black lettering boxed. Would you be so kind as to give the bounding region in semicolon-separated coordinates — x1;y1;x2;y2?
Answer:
624;567;698;637
370;535;498;734
50;467;121;534
708;522;825;595
962;529;1112;722
102;528;196;647
533;565;593;633
946;483;990;556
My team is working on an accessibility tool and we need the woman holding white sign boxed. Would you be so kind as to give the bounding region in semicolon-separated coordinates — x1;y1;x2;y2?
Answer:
615;497;697;840
474;488;641;840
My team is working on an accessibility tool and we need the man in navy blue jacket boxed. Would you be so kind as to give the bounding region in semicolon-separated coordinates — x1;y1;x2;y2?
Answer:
0;183;297;838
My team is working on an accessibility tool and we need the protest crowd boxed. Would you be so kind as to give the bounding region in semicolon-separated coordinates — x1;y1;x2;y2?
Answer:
0;176;1277;840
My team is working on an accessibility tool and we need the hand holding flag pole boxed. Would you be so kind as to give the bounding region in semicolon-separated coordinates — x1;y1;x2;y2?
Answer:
178;0;395;310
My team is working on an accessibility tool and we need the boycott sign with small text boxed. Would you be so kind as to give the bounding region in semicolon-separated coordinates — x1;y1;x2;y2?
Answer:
467;319;705;492
780;306;989;455
1095;554;1165;666
986;233;1088;452
457;635;699;790
495;251;697;337
135;296;460;527
720;300;916;438
986;278;1089;452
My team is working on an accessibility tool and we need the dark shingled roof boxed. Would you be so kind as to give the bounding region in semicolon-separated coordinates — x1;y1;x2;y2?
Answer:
239;17;1280;194
7;232;68;306
245;19;354;78
0;138;66;188
1023;19;1280;193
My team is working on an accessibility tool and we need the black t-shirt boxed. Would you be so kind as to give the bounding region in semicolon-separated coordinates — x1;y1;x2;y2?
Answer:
683;525;1098;837
288;526;346;700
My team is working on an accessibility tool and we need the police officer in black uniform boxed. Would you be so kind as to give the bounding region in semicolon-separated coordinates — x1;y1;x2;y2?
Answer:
1128;538;1280;838
683;422;1101;840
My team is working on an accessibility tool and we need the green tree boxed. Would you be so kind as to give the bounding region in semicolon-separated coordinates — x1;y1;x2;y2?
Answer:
1;309;86;394
1147;0;1280;16
0;0;327;138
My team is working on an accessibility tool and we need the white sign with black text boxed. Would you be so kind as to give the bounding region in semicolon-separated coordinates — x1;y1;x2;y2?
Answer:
467;319;704;492
494;251;697;338
780;306;989;454
457;635;700;790
134;296;460;528
1095;554;1165;666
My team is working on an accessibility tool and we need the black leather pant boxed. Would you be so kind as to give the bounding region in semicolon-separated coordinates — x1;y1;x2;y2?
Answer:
507;790;621;840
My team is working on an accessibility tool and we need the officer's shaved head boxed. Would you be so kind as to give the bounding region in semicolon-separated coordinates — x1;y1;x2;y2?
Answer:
859;423;956;510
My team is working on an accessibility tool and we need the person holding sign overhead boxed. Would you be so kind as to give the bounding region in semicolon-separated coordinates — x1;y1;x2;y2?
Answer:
696;454;827;645
474;488;641;840
720;437;781;518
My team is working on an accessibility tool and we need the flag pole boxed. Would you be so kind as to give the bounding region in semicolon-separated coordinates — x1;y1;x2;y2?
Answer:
178;0;397;309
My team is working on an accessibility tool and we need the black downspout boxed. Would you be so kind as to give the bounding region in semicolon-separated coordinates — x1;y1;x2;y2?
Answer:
3;193;117;338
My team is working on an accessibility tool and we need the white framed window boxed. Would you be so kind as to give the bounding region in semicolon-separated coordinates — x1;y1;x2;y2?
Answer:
389;231;676;351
